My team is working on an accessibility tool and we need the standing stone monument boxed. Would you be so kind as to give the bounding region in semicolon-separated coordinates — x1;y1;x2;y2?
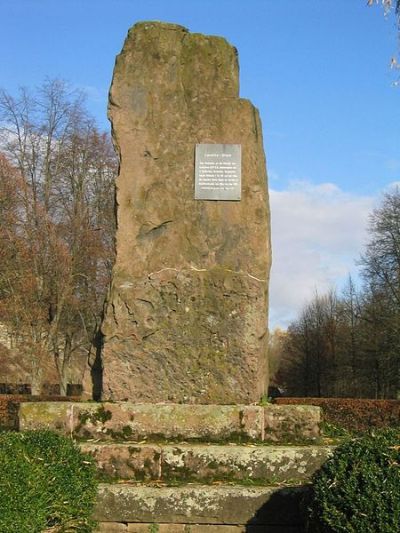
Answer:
101;21;271;403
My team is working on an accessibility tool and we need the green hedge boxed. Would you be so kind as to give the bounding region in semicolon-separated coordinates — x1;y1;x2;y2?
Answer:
0;430;98;532
307;429;400;532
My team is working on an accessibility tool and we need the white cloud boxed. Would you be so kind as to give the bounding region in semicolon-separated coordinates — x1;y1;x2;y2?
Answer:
269;180;375;329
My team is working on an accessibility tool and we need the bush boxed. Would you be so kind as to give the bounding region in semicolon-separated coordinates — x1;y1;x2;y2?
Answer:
0;430;98;532
307;429;400;532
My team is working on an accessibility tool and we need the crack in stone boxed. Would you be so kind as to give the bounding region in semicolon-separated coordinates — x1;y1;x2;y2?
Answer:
111;301;119;327
136;298;155;309
147;220;173;234
142;329;160;340
147;265;266;283
123;299;134;316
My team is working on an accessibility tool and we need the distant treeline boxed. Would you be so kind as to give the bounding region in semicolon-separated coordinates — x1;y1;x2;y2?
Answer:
273;189;400;399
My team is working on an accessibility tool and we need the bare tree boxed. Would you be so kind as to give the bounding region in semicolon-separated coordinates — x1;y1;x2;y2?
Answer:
277;292;337;397
360;189;400;306
368;0;400;20
0;80;117;394
357;191;400;398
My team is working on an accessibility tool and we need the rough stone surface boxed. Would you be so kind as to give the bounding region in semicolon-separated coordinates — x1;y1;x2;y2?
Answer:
101;21;271;403
82;442;332;483
175;526;303;533
95;524;303;533
18;402;264;441
264;406;321;443
18;402;321;442
94;484;308;525
95;524;129;532
81;443;162;481
159;444;331;483
18;401;75;433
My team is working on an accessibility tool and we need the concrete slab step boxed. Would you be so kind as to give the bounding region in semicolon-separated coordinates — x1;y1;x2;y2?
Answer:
81;442;332;484
95;523;304;532
94;483;309;527
18;402;321;443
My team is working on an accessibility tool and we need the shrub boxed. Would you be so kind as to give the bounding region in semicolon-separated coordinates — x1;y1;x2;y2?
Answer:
0;430;98;532
307;429;400;533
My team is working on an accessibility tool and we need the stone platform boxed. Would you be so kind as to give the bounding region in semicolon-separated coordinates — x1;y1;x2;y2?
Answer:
19;402;320;443
80;442;332;484
96;524;304;533
95;484;309;528
18;401;328;532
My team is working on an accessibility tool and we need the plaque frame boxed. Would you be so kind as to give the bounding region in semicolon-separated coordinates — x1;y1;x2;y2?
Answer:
194;143;241;201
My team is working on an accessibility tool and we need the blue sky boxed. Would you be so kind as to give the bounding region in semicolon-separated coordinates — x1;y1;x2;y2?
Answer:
1;0;399;326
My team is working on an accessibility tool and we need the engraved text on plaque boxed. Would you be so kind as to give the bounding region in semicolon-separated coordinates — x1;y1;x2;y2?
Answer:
195;144;241;201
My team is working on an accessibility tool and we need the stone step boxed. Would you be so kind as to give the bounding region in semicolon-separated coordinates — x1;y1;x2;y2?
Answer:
18;402;321;443
81;442;333;484
95;523;304;532
94;483;309;528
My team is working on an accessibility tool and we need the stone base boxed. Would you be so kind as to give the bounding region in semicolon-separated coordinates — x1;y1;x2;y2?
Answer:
80;442;332;484
18;402;321;443
17;401;326;532
94;484;308;526
95;523;304;532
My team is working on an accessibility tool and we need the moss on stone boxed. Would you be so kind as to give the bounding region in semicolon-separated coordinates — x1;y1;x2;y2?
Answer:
78;406;112;426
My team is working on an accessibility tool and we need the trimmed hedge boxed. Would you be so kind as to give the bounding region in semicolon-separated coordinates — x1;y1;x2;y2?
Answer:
307;429;400;533
275;397;400;434
0;430;98;532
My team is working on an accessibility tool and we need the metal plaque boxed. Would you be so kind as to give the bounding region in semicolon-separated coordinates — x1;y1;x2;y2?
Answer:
195;144;241;201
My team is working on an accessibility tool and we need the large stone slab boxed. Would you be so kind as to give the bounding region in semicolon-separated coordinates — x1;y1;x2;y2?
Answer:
94;484;308;525
160;444;330;483
18;402;263;441
18;402;320;443
264;406;321;443
81;442;332;483
81;442;162;481
101;21;271;403
95;524;303;532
